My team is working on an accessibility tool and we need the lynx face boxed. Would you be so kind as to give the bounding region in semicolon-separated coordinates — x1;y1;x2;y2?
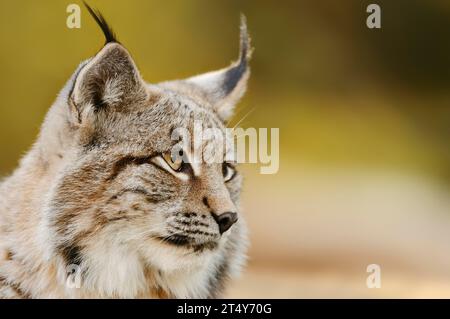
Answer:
28;9;252;297
49;85;243;272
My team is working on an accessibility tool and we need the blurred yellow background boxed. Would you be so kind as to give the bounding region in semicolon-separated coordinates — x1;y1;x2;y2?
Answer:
1;0;449;298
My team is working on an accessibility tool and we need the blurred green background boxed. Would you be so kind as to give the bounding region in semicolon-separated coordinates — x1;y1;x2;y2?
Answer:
1;0;450;297
0;0;449;180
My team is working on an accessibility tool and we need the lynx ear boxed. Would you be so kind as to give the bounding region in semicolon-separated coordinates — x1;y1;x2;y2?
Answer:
70;4;146;124
70;43;147;123
183;15;252;122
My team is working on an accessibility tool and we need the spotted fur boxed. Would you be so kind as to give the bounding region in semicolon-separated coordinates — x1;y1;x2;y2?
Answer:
0;7;251;298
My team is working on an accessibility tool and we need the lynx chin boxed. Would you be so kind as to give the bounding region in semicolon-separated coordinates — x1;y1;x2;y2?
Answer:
0;5;251;298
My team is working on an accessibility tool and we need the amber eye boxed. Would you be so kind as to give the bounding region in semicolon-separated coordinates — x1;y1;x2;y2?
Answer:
222;163;236;182
162;151;184;172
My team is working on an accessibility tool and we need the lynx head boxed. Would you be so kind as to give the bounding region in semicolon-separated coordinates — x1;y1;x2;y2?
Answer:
39;6;251;296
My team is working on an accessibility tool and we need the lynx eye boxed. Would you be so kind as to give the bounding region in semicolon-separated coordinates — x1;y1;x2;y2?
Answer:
162;151;184;172
222;163;236;182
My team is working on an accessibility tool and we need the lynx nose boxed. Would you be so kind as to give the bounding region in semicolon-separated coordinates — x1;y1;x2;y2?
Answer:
213;212;238;234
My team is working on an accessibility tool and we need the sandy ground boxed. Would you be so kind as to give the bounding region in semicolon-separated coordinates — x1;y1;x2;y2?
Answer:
224;167;450;298
226;263;450;298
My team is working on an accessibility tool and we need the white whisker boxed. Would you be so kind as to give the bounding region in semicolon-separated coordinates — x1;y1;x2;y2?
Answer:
230;106;256;131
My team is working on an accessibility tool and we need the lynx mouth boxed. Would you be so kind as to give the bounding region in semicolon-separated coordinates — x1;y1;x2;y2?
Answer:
155;234;219;252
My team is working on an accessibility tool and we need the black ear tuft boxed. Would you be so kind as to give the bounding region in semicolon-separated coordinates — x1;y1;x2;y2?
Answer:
222;14;252;96
172;14;252;122
84;1;118;44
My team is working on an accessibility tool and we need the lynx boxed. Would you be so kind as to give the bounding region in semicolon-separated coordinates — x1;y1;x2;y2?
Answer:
0;5;251;298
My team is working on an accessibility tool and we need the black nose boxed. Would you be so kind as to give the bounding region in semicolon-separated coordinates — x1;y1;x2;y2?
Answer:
213;212;238;234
